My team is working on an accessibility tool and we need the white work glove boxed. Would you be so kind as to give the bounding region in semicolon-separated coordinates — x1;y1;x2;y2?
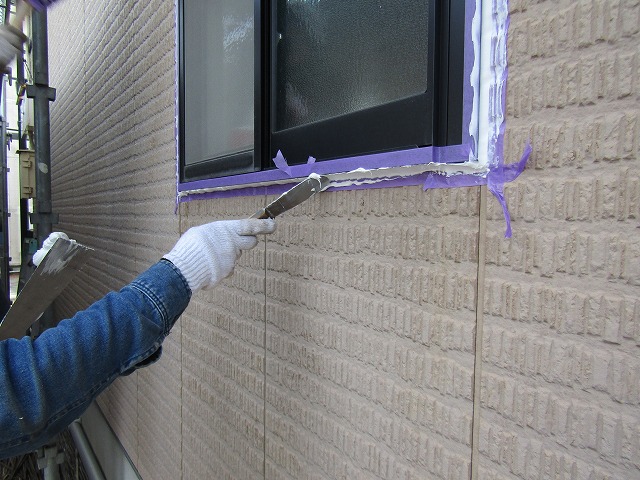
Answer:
163;219;276;293
32;231;74;267
0;24;27;72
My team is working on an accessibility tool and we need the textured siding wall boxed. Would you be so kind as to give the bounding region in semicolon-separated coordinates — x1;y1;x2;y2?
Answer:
44;0;639;479
262;188;479;479
483;1;640;478
177;198;271;480
48;0;183;478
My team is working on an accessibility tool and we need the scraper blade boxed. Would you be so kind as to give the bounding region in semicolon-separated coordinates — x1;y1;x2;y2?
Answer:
0;238;93;340
250;174;329;219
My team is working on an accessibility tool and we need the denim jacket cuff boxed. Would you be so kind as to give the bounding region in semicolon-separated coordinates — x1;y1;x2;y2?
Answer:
123;259;191;373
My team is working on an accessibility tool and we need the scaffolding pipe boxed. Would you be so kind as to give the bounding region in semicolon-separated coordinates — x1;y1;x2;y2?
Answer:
28;6;57;333
15;30;36;297
0;79;9;295
69;421;106;480
0;0;10;296
16;40;30;242
0;0;9;298
31;8;54;245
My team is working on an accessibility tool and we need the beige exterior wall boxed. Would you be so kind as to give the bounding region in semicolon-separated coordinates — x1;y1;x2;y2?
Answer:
46;0;639;478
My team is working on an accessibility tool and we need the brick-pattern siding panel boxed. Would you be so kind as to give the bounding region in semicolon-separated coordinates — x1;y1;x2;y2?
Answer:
265;186;477;479
178;198;271;480
480;0;640;478
48;0;183;476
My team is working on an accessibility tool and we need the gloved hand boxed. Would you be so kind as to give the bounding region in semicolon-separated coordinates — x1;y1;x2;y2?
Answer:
163;219;276;293
0;24;27;72
32;231;74;267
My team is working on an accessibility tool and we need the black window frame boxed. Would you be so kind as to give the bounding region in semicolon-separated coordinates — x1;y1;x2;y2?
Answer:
179;0;466;183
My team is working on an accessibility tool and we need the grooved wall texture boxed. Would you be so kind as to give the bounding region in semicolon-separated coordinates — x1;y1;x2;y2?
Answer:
45;0;639;478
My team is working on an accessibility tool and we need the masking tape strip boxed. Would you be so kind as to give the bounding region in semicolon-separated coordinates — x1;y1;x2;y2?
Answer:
177;145;474;201
424;143;531;237
178;142;472;195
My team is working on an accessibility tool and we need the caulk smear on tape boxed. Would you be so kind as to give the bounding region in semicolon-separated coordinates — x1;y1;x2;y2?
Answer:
177;143;475;201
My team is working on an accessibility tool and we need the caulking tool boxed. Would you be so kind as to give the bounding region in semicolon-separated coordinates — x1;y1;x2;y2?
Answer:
250;174;329;219
0;238;93;340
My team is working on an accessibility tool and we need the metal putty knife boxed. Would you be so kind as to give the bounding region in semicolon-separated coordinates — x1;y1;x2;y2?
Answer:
0;238;93;340
250;174;330;219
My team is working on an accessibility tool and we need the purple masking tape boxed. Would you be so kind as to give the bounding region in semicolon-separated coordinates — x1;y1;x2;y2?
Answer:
272;145;471;177
178;143;472;200
423;143;531;238
273;151;317;178
488;143;532;238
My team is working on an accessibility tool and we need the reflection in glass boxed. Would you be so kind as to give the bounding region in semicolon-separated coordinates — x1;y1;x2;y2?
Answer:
275;0;429;131
184;0;254;165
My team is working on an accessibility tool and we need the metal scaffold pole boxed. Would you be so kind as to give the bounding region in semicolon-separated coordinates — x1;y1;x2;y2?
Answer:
29;7;56;247
26;6;63;476
27;5;57;333
0;0;11;307
0;74;9;298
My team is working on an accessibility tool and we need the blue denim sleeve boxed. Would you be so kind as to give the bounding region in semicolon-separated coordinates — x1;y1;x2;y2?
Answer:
0;259;191;459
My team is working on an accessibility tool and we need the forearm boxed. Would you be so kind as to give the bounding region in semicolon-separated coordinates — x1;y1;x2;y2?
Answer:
0;259;191;459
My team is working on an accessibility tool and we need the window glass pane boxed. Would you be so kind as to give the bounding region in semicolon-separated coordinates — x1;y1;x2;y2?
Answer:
275;0;429;132
184;0;254;165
